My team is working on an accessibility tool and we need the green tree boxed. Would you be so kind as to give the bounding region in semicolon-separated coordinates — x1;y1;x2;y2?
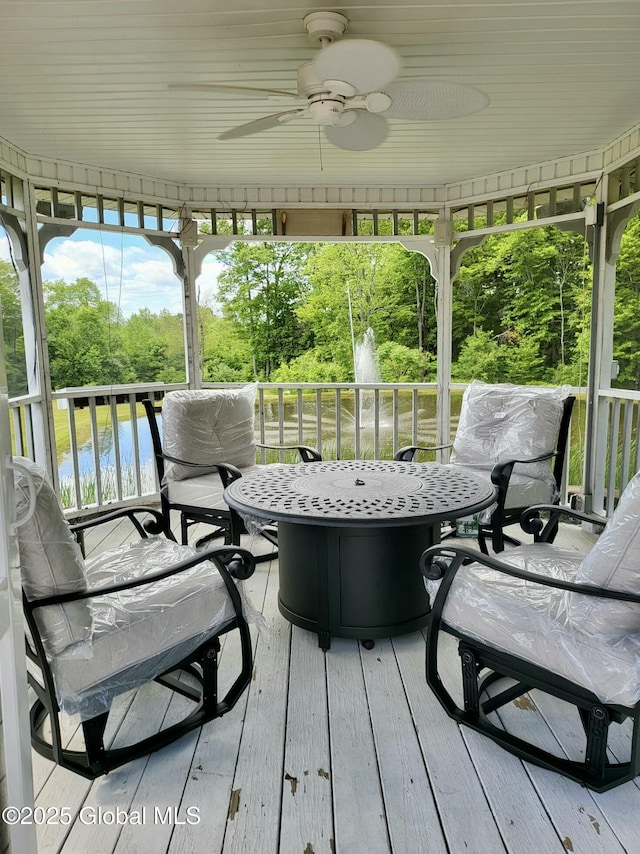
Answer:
614;212;640;388
452;330;504;382
44;277;129;388
300;242;417;376
377;342;434;382
453;226;590;383
271;350;349;383
216;242;312;379
199;311;253;382
0;258;27;395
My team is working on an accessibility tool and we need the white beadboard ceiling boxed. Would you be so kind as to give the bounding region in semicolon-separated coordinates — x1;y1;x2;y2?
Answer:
1;0;639;192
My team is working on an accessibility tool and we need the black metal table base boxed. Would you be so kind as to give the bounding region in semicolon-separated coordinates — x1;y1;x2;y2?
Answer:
277;521;435;650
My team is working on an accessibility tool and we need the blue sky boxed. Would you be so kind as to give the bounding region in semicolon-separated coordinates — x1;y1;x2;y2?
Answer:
1;227;223;317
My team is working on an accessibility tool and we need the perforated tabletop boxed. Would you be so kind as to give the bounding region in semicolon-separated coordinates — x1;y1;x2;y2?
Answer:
224;459;496;528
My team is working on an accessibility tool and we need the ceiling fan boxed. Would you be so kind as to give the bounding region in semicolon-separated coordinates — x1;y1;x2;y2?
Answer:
171;11;490;152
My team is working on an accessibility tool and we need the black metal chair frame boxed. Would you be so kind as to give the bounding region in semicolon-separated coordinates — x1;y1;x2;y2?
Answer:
142;397;321;558
395;395;576;553
421;505;640;792
24;506;256;780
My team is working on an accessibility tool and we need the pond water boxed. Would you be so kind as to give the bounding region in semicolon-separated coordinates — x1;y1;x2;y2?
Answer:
58;416;155;478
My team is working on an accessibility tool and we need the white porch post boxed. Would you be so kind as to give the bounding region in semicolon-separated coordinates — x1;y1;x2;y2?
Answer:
182;243;202;389
433;214;453;456
0;335;37;854
586;187;637;516
582;195;607;515
398;236;444;449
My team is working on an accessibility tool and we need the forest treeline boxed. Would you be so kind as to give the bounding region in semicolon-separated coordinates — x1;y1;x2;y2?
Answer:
2;213;639;396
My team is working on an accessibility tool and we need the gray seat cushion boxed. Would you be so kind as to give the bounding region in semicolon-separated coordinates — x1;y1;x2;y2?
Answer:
433;543;640;706
165;464;266;510
51;537;237;718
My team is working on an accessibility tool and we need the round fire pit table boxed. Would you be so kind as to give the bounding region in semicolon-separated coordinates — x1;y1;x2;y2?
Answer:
224;459;496;650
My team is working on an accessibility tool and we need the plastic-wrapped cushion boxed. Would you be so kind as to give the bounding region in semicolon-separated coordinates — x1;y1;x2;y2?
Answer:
431;543;640;706
166;464;267;510
451;381;571;482
162;385;257;483
453;465;557;524
571;470;640;636
13;456;91;657
50;538;237;719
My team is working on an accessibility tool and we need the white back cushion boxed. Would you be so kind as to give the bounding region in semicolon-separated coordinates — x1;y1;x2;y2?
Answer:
572;470;640;635
451;381;570;480
13;457;91;656
162;385;257;482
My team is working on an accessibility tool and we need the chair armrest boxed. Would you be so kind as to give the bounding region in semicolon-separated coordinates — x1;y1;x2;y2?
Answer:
27;545;256;609
256;443;322;462
519;503;607;542
420;543;640;603
69;506;167;539
394;444;451;462
159;452;243;487
490;450;555;485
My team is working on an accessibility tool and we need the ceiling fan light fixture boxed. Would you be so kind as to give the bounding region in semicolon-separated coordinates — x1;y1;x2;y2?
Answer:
365;92;392;113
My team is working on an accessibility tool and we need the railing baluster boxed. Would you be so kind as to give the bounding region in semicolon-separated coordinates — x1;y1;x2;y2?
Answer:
129;393;142;497
258;386;266;464
607;397;621;515
374;388;380;459
354;389;361;459
316;388;323;457
335;388;341;459
620;399;634;492
297;387;304;446
24;404;35;460
67;402;81;512
109;395;123;502
634;401;640;476
393;388;399;456
89;398;103;507
11;408;24;456
278;387;285;461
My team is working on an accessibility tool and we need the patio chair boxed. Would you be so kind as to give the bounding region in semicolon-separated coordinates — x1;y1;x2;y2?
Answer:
142;385;321;556
394;381;575;552
13;455;257;779
420;471;640;792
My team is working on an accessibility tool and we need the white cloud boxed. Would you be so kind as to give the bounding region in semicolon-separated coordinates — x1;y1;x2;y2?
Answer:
197;254;224;313
4;227;226;316
42;237;183;316
0;229;15;263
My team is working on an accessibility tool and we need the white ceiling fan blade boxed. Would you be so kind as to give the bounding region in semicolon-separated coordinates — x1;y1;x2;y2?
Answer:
382;80;489;120
169;82;300;99
313;39;400;95
325;111;388;151
218;109;306;141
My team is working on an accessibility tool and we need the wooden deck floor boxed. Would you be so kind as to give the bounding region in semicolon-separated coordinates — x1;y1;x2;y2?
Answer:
28;518;640;854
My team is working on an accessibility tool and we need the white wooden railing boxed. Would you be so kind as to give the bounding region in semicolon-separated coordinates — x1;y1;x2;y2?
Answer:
596;388;640;515
10;381;443;514
10;381;637;519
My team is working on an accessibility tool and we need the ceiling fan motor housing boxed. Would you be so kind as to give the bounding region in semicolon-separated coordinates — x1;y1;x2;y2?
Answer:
308;95;355;126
